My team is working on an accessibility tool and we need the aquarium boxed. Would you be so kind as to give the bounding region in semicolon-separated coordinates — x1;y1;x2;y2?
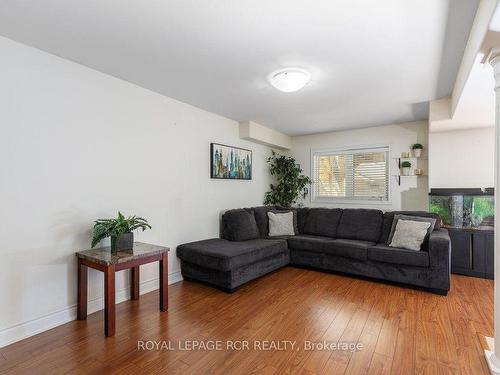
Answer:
429;188;494;228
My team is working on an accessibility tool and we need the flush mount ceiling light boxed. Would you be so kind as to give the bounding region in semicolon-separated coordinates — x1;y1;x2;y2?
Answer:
267;68;311;93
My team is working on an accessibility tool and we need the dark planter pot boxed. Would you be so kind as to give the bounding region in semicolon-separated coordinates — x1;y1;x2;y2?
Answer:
110;232;134;253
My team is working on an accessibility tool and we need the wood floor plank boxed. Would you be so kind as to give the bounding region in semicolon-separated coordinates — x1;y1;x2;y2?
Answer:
373;287;401;359
343;331;378;375
275;276;367;375
268;275;355;374
301;300;358;373
320;306;370;374
389;289;417;375
367;353;392;375
0;269;493;375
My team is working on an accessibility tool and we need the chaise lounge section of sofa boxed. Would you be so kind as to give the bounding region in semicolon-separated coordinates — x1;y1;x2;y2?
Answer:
177;206;451;295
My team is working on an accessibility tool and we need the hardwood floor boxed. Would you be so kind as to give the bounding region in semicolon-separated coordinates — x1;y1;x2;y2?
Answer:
0;268;494;375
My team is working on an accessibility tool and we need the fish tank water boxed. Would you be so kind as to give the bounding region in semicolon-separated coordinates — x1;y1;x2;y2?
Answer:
429;188;494;229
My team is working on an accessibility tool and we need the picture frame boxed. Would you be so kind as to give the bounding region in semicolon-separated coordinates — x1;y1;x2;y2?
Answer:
210;143;252;180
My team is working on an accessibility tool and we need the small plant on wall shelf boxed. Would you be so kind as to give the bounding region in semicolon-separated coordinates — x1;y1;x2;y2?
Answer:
264;151;311;208
412;143;424;157
401;161;412;176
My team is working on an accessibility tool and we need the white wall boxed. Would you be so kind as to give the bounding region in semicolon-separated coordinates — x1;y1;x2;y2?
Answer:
290;121;429;211
429;127;495;188
0;36;272;346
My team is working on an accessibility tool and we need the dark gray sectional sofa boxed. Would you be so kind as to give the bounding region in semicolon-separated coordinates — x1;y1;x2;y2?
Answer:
177;206;451;295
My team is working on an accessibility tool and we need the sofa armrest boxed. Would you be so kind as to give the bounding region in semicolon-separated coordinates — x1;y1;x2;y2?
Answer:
426;229;451;292
428;229;451;272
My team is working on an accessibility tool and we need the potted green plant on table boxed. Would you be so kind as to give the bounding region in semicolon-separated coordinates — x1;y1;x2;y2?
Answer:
91;212;151;253
401;161;412;176
412;143;424;157
264;151;311;207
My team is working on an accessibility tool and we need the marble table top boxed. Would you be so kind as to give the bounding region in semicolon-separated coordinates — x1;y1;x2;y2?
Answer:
76;242;169;266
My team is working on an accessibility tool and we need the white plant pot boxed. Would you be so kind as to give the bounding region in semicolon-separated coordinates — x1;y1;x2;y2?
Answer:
413;148;422;157
401;167;411;176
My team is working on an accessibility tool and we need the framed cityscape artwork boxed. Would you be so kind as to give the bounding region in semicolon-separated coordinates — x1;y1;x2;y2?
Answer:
210;143;252;180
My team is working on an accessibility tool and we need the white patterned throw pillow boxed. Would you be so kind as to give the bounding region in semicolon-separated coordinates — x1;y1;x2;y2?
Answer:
389;219;431;251
268;211;295;236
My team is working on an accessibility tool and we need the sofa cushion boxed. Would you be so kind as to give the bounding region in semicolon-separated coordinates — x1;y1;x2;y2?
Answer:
367;244;429;267
296;207;310;234
272;208;299;234
336;209;383;242
253;206;276;237
177;238;288;271
221;208;260;241
388;214;436;244
268;211;295;236
389;220;431;251
287;234;332;253
379;211;442;244
322;239;374;261
303;208;342;238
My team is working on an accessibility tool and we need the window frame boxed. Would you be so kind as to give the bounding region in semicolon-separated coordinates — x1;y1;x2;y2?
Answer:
310;145;392;205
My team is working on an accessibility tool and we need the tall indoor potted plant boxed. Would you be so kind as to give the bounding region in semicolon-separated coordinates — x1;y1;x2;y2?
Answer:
91;212;151;253
264;151;311;207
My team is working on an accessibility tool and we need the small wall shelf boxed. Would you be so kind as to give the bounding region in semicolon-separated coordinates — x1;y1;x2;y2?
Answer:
392;156;428;166
392;156;428;159
392;156;428;185
392;174;427;186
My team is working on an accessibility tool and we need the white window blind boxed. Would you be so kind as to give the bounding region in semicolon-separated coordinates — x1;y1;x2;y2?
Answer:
312;146;389;202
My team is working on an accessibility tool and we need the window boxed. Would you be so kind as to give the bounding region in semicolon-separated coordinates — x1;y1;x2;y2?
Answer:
311;146;389;202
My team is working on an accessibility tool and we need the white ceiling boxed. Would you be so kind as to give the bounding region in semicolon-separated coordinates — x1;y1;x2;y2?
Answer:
0;0;479;135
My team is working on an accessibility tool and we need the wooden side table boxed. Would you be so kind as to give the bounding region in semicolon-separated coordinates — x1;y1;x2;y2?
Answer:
76;242;169;337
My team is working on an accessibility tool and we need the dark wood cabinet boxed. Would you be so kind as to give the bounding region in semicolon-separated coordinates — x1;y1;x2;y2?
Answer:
448;227;493;279
485;234;494;277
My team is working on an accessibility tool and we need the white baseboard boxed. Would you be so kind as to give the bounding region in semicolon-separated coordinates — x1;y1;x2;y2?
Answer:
0;271;183;348
485;336;500;375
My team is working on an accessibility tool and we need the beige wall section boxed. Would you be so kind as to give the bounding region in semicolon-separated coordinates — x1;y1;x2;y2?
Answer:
429;127;494;188
290;121;429;211
429;97;452;125
0;36;272;346
239;120;292;150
